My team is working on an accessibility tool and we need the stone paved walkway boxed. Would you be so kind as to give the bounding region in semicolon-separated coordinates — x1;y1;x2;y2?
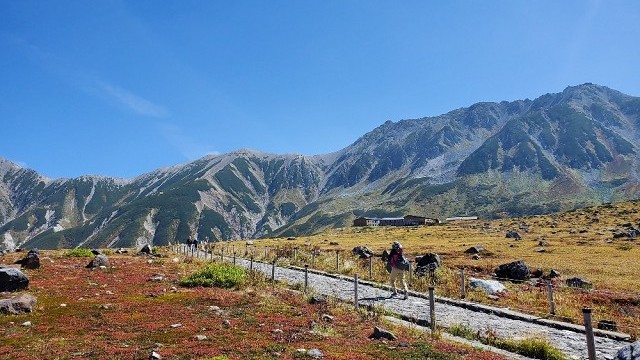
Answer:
195;251;631;360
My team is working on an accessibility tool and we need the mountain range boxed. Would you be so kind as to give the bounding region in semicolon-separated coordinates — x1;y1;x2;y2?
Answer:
2;83;640;250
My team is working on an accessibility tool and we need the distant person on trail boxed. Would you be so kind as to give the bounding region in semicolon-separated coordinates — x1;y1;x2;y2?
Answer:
388;241;409;300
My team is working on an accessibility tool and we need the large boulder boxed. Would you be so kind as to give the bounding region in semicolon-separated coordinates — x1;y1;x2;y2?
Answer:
352;246;374;259
469;278;506;294
415;253;441;277
14;249;41;269
0;267;29;292
616;340;640;360
0;294;37;315
495;260;530;281
86;254;110;269
416;253;441;268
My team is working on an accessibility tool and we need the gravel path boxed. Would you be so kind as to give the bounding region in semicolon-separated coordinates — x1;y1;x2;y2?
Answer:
197;252;631;360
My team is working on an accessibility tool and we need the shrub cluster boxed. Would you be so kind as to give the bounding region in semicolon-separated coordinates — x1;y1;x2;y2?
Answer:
179;263;246;288
64;248;94;258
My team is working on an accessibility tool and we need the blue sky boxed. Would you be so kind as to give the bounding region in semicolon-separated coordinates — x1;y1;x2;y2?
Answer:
1;1;639;179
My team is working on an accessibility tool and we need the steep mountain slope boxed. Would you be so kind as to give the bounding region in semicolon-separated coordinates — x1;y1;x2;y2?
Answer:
2;83;640;248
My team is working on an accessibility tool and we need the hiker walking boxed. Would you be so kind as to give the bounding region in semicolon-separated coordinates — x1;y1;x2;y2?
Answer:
388;241;409;300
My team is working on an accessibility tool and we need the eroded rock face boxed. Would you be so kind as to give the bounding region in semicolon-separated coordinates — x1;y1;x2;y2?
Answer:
0;267;29;292
0;294;37;315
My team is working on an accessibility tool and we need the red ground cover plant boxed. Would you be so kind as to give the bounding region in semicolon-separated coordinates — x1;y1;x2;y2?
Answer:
0;250;508;359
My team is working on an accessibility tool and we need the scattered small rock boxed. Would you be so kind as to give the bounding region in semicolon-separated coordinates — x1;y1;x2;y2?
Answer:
150;351;162;360
566;277;592;289
464;246;484;254
14;249;41;269
369;326;397;340
472;254;481;260
548;269;561;278
149;274;165;282
195;335;207;341
222;319;231;328
309;295;327;304
320;314;334;323
272;328;283;333
139;244;153;255
329;242;339;246
505;230;522;240
597;319;618;331
21;321;31;327
307;348;323;359
86;254;110;269
170;323;182;328
352;246;374;259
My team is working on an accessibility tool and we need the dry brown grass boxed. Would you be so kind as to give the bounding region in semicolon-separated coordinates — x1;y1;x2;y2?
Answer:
227;200;640;338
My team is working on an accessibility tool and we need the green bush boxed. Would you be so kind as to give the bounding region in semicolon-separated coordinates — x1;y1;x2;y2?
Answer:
64;248;94;258
490;338;567;360
179;263;246;288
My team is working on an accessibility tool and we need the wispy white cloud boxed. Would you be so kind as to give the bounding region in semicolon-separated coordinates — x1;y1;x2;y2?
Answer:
100;83;169;118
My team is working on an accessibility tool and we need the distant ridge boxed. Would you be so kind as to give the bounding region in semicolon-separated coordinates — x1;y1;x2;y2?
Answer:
2;83;640;249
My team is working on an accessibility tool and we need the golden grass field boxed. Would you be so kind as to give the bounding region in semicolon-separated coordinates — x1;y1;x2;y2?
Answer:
225;200;640;339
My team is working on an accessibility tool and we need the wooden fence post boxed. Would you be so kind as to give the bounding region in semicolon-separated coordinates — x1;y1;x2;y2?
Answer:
335;250;339;272
583;308;597;360
408;262;412;286
369;256;373;279
460;268;466;299
221;247;225;262
429;286;436;333
354;273;359;310
547;281;556;315
272;260;276;286
233;251;236;265
304;264;309;294
250;257;254;271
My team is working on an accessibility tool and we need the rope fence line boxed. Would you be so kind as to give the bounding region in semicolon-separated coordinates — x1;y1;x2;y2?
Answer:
173;242;638;338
